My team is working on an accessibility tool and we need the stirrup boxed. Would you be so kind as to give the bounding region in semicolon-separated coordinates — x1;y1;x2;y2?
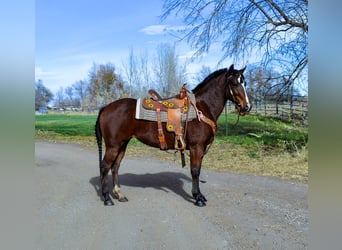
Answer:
175;135;186;151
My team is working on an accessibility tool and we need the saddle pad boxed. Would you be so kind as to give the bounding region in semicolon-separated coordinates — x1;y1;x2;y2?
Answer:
135;98;197;122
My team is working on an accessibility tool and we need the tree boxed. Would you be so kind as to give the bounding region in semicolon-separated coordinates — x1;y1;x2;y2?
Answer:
194;65;212;83
247;66;302;104
139;50;152;93
72;80;88;111
87;63;126;109
161;0;308;96
122;44;188;98
123;48;143;97
64;86;74;105
54;87;65;109
154;43;187;96
35;80;53;110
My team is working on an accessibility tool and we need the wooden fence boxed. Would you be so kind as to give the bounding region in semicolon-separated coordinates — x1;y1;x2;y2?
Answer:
226;95;308;124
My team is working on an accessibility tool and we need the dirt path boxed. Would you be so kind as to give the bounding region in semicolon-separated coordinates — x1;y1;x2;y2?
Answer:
35;141;308;249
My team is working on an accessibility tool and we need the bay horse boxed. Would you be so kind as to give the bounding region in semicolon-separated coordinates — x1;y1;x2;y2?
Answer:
95;64;251;207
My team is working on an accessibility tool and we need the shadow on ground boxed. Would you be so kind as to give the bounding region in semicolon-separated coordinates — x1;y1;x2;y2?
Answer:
89;171;194;203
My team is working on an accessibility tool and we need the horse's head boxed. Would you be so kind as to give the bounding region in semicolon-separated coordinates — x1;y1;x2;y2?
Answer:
226;64;252;116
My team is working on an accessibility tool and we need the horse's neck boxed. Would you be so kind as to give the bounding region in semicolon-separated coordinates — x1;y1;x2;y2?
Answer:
194;81;227;121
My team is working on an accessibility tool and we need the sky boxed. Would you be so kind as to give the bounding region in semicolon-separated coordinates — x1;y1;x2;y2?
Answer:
35;0;233;95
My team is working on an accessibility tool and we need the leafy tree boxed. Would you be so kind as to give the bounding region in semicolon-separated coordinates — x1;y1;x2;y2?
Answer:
161;0;308;95
87;63;126;109
35;80;53;110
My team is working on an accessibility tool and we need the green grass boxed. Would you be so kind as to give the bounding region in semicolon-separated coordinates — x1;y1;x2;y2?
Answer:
216;114;308;152
35;113;308;182
35;114;97;136
35;113;307;150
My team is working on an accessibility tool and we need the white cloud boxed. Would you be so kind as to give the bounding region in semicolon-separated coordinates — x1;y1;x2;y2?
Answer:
35;67;55;79
140;25;167;35
140;24;187;35
179;50;197;60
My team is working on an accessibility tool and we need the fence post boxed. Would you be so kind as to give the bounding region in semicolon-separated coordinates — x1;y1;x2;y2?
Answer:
264;101;267;116
225;104;228;136
290;93;294;119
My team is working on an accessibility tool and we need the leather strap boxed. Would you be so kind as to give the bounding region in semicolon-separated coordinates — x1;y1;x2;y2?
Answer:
156;108;167;149
188;94;217;136
198;111;217;135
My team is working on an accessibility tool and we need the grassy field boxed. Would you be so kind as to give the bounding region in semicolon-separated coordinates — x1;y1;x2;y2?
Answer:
35;113;308;182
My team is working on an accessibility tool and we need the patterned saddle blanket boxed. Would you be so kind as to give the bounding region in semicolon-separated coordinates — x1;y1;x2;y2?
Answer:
135;96;197;122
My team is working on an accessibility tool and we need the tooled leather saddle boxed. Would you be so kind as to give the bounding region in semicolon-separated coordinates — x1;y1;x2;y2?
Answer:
142;84;189;152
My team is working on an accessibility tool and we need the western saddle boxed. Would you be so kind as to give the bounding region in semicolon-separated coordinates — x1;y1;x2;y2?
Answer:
142;84;190;152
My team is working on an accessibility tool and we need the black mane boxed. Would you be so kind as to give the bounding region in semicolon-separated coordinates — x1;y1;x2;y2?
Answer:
192;68;227;93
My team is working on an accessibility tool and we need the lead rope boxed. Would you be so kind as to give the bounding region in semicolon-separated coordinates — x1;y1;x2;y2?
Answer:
232;113;240;128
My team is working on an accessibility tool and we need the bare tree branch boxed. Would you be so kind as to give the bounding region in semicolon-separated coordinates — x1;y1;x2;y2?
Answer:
161;0;308;97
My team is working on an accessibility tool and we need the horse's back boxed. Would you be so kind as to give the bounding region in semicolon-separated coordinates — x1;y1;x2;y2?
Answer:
101;98;136;118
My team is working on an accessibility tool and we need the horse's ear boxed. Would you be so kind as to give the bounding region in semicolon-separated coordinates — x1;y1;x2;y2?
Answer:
228;64;234;74
239;66;247;74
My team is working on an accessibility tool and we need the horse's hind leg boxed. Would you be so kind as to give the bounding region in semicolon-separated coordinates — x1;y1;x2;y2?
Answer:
112;142;129;202
100;146;120;206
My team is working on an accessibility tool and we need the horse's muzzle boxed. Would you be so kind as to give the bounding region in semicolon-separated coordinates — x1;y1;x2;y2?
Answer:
236;103;251;116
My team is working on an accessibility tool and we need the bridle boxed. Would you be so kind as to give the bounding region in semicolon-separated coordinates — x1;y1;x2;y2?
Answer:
226;73;249;127
227;78;238;106
227;81;241;127
227;74;246;113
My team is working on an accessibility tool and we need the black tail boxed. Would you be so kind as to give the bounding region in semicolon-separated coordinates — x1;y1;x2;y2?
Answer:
95;107;105;168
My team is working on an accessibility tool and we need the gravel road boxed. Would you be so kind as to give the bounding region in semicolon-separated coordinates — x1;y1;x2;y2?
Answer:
35;141;308;249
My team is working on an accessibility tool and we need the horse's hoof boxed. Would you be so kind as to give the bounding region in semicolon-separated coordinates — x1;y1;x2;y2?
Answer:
194;199;206;207
118;197;128;202
104;199;114;206
193;193;208;202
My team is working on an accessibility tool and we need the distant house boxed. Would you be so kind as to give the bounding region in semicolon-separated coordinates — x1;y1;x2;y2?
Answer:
36;106;48;114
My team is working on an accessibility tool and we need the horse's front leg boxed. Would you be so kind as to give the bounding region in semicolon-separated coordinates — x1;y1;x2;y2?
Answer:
190;145;207;207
